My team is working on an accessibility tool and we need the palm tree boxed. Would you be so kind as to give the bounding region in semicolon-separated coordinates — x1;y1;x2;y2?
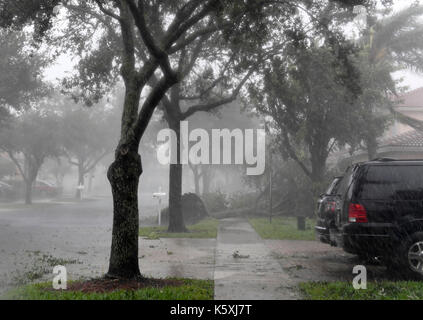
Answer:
356;4;423;159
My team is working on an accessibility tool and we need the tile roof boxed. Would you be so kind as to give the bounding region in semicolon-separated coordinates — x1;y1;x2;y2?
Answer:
395;87;423;108
381;130;423;148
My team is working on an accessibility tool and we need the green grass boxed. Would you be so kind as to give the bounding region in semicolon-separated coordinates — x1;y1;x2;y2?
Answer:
139;218;219;239
248;217;315;241
3;279;214;300
300;281;423;300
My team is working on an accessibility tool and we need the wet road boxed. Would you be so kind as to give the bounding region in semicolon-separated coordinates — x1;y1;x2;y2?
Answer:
0;198;216;295
0;199;114;294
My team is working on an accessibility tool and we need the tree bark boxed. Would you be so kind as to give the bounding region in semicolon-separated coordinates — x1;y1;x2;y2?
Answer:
193;167;201;195
106;150;142;279
24;159;38;205
76;163;85;200
202;167;211;195
167;118;187;232
366;136;378;160
297;216;306;231
25;179;33;205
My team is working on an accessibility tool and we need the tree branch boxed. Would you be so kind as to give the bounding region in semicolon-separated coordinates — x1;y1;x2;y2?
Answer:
280;130;312;179
125;0;177;81
181;67;255;120
6;151;27;182
169;23;228;54
164;0;218;50
133;76;178;144
84;149;111;173
94;0;122;21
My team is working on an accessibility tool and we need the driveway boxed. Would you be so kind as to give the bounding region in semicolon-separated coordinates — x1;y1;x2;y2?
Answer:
266;239;399;284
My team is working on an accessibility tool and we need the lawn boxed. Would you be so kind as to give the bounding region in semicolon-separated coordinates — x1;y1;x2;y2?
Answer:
300;281;423;300
3;278;214;300
139;218;219;239
248;216;315;241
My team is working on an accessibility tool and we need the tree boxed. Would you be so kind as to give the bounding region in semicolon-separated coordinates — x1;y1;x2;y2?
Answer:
0;29;47;123
0;110;61;204
158;47;260;232
61;101;119;199
253;43;361;184
0;156;15;179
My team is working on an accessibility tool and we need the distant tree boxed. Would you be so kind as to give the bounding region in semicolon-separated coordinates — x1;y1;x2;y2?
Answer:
0;30;47;124
0;156;15;179
159;62;259;232
61;102;119;199
0;110;61;204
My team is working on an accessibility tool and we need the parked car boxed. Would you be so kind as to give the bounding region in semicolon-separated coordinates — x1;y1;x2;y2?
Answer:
3;179;61;199
33;180;61;198
315;176;343;244
327;158;423;278
0;181;14;200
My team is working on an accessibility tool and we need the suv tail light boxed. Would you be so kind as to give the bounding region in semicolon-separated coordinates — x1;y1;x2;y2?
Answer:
348;203;368;223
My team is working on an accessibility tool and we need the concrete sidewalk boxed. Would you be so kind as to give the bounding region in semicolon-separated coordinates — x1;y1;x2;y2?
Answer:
214;218;299;300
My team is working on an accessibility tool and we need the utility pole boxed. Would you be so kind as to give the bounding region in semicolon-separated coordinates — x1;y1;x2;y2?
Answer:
269;148;273;224
265;121;272;224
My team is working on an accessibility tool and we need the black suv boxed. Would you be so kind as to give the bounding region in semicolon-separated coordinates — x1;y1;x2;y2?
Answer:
326;159;423;277
315;176;343;244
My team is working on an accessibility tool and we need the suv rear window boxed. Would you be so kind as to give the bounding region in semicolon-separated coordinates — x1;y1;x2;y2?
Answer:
355;165;423;200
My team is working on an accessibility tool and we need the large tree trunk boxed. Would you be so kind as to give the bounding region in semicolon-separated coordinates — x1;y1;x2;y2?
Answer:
297;216;306;231
24;159;38;205
300;143;328;231
76;163;85;200
194;168;200;195
167;118;187;232
106;150;142;279
190;164;201;195
24;179;33;205
202;167;211;195
366;136;378;161
87;168;94;194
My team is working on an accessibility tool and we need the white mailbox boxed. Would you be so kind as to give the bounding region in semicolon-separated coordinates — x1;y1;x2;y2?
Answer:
153;188;166;226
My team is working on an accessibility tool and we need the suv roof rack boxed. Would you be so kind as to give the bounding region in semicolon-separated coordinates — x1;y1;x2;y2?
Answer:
369;158;423;163
371;158;397;162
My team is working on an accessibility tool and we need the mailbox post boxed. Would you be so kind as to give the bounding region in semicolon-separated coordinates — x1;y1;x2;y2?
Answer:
153;188;166;226
76;184;85;200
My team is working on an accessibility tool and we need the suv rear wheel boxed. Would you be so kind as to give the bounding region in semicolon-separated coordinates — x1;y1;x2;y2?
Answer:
407;239;423;276
390;232;423;280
